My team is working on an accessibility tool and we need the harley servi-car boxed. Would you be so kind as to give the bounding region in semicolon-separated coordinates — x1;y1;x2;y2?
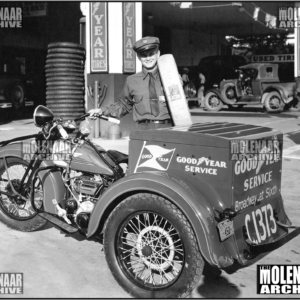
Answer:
0;105;299;298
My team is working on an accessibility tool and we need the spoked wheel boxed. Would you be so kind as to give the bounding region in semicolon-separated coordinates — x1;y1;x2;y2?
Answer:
104;193;204;298
264;91;284;113
204;92;223;111
11;83;25;110
221;83;237;104
0;157;47;231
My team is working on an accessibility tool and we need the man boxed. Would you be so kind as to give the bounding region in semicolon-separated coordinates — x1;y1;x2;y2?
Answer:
181;67;189;84
197;69;206;107
89;36;173;130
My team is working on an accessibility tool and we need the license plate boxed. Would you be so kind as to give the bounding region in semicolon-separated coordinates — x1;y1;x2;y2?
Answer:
217;219;234;241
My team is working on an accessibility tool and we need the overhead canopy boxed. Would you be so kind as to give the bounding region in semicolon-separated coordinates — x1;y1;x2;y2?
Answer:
143;2;294;36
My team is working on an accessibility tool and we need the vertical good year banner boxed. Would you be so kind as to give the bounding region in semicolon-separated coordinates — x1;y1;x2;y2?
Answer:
123;3;136;73
90;2;108;72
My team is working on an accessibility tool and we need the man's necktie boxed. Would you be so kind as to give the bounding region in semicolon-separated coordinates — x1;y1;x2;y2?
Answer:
148;73;160;117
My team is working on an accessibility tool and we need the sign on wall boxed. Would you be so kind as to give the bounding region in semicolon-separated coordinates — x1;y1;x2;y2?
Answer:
90;2;108;73
251;54;294;63
123;3;136;73
23;2;47;17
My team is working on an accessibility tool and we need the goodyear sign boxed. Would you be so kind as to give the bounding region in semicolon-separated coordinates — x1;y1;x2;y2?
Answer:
123;3;136;73
90;2;108;72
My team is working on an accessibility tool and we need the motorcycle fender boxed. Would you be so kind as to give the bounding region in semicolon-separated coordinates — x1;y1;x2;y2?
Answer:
0;142;65;214
262;86;289;103
88;172;235;268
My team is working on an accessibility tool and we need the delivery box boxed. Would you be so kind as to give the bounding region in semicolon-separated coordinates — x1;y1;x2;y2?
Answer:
128;122;293;264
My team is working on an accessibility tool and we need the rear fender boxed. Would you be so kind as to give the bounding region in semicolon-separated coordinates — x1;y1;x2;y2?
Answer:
0;142;65;214
262;86;289;103
88;172;235;268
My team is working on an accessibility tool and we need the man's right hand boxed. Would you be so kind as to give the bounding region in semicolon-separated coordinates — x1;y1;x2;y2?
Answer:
88;108;103;120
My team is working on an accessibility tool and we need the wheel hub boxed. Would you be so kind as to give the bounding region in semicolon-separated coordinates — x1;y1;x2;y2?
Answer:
136;225;175;271
141;245;152;257
227;88;234;98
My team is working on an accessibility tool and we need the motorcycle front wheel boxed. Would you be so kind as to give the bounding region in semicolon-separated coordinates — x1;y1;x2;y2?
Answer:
0;157;47;231
104;193;204;298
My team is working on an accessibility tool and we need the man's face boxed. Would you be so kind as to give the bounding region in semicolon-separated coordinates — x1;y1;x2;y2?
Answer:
138;48;160;70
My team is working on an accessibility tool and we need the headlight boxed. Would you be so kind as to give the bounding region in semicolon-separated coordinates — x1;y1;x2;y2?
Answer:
33;105;54;127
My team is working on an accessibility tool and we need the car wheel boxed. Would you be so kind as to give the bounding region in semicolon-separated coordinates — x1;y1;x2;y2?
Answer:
204;92;223;111
221;83;237;105
183;82;197;98
264;91;284;113
286;95;300;112
227;104;244;111
104;193;204;298
11;83;25;110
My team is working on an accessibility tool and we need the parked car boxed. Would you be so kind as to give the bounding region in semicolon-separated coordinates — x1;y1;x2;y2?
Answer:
198;55;247;91
204;63;299;113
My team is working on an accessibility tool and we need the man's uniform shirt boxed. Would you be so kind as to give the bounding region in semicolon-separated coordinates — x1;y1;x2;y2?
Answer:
102;69;171;122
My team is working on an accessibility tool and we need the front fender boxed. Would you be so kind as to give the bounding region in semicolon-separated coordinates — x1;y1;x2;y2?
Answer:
0;142;65;214
88;172;235;268
220;79;237;90
205;88;222;99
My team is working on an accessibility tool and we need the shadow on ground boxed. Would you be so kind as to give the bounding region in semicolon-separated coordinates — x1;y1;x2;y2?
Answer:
286;129;300;144
195;274;241;298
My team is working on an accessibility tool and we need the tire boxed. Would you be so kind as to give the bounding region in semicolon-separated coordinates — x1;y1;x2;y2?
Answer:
0;157;47;232
46;58;84;65
46;94;84;100
46;81;84;86
183;82;197;98
46;86;84;91
46;72;83;78
204;92;223;111
46;76;84;82
45;68;84;74
46;53;85;60
264;91;284;113
286;96;300;112
227;104;245;111
45;63;84;70
221;83;237;105
48;42;85;50
47;48;86;56
46;90;84;95
11;83;25;110
104;193;204;298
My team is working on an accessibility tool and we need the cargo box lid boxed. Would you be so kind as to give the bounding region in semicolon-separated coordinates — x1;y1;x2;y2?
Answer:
130;122;281;147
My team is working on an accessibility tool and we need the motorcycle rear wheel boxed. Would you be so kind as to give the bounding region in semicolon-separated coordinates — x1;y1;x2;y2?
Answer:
104;193;204;298
0;157;47;231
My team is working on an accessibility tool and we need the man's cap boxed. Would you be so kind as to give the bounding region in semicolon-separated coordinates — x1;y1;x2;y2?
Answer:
133;36;160;54
183;67;189;72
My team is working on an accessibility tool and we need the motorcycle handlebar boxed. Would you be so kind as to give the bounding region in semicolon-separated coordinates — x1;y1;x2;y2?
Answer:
74;113;120;124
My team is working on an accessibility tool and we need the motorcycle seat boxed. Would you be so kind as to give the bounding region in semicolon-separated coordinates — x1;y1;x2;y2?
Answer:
107;150;128;164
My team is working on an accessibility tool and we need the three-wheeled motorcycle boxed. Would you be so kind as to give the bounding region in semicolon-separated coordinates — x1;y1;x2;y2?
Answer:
0;106;299;298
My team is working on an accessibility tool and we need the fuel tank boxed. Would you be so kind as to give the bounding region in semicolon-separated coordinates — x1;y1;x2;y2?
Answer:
70;142;114;175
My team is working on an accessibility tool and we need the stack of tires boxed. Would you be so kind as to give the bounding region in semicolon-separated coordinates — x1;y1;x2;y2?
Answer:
45;42;86;135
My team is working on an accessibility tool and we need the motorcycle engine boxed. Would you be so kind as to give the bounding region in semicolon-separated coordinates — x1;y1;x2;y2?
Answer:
72;174;103;197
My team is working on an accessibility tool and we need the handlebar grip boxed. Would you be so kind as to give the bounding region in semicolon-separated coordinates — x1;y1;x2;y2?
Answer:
99;115;120;124
57;124;69;139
